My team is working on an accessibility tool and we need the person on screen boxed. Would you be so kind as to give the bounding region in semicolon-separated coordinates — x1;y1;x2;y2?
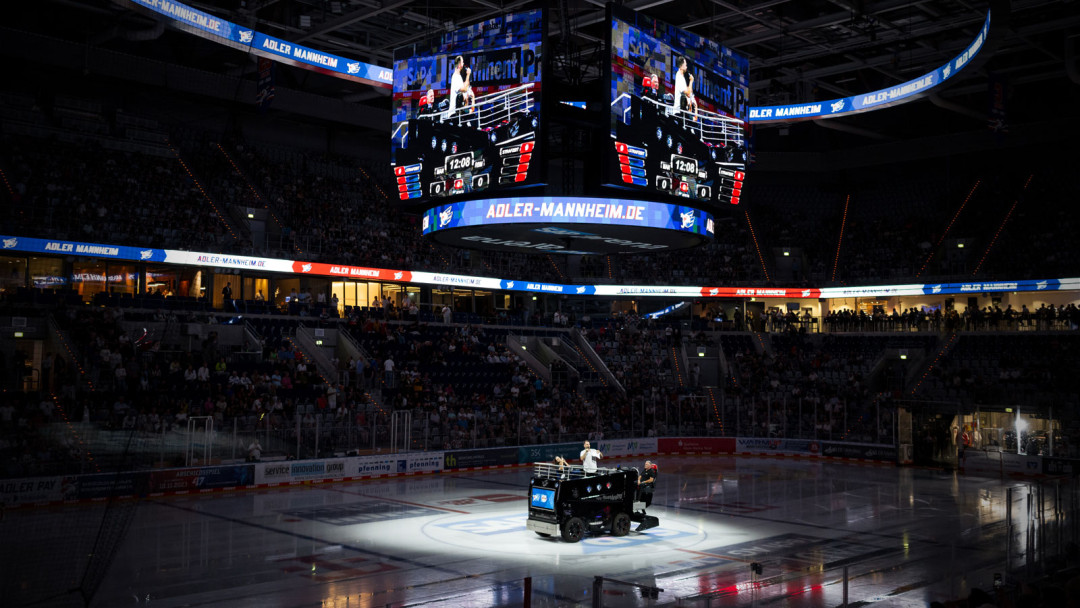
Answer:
449;56;475;115
418;88;437;118
674;57;698;114
643;73;661;102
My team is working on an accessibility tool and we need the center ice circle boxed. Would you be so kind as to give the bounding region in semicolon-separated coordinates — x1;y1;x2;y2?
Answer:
420;507;709;557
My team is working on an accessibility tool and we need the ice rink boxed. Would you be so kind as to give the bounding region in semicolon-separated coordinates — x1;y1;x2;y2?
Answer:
5;455;1034;607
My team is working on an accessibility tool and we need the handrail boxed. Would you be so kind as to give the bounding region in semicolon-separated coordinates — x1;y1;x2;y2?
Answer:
533;462;622;480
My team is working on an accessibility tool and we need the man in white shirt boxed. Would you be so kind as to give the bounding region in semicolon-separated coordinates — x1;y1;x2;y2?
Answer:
448;56;473;115
384;356;395;386
673;57;697;114
580;440;603;474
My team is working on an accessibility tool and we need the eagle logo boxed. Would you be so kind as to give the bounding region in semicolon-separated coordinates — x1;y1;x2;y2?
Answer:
239;30;253;43
831;100;845;113
394;272;403;280
347;62;361;75
576;286;586;294
140;249;153;260
301;263;312;272
438;207;454;227
680;211;696;229
2;237;17;249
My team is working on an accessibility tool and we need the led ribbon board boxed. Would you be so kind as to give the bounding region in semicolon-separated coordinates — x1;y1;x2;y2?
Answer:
124;0;392;87
748;9;992;123
3;234;1076;298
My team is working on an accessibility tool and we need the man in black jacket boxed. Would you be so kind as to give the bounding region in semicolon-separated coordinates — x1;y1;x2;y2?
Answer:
636;460;658;531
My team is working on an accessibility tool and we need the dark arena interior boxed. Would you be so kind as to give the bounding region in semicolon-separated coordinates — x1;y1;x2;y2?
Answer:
2;1;1080;607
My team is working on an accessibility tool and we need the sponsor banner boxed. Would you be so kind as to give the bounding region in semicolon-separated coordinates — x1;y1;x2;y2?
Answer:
149;465;254;493
444;448;519;470
736;438;820;455
659;437;735;453
0;475;78;506
355;452;445;477
749;10;990;123
700;287;820;299
519;443;581;464
918;278;1062;296
422;197;715;240
128;0;244;43
126;0;392;87
355;455;401;477
164;250;293;272
593;285;703;297
962;450;1042;477
1000;453;1043;475
499;280;596;296
76;472;149;500
409;272;503;290
404;452;444;474
1043;457;1080;477
250;32;391;87
256;459;350;485
596;437;658;457
0;235;166;262
819;283;929;299
820;443;896;461
291;261;411;282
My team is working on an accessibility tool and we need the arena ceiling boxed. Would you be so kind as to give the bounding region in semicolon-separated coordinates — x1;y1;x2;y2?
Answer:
14;0;1080;150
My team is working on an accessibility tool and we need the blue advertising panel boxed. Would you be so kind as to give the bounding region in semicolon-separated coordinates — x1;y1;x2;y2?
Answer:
1;235;167;262
500;280;595;295
421;197;715;240
748;9;991;123
920;278;1062;296
250;32;391;85
125;0;391;87
128;0;245;43
530;487;555;510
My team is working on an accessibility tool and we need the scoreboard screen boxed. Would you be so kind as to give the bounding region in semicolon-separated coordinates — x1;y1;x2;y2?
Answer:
607;6;749;208
391;10;544;206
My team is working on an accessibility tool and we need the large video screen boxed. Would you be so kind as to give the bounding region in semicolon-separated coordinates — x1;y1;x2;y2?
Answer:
391;10;543;205
607;6;749;207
